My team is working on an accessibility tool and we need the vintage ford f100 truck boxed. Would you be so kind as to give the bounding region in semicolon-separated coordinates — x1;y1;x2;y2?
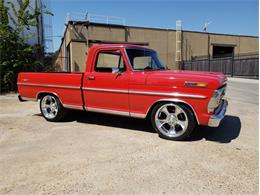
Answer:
17;44;228;140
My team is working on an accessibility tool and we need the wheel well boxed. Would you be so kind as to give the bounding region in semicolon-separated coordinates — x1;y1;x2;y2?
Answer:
37;92;58;101
146;100;199;125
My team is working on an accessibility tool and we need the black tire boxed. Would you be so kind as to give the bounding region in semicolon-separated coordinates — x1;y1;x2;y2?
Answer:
151;102;195;141
39;94;67;122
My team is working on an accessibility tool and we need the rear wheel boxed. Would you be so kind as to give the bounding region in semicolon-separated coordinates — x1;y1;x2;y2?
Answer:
151;102;195;141
40;94;67;122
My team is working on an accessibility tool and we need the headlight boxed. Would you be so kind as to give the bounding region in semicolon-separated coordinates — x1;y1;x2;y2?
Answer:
208;87;226;113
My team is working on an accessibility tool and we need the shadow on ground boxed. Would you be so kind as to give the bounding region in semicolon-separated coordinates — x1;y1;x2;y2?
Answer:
188;115;241;143
34;111;241;143
61;111;154;133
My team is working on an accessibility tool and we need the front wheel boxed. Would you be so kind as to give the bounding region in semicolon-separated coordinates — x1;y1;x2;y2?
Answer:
40;94;67;122
151;102;195;141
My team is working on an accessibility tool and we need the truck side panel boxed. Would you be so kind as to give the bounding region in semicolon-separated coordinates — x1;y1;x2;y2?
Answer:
17;72;84;109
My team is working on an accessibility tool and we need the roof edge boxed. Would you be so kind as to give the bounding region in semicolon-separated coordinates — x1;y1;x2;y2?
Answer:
67;20;259;38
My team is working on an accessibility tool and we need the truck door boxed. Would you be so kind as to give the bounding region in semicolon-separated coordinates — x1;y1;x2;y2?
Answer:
83;48;130;115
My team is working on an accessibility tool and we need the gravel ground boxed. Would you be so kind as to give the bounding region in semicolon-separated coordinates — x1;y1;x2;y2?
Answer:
0;78;258;194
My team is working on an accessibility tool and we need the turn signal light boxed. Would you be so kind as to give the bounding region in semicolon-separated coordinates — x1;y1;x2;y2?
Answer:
184;82;208;87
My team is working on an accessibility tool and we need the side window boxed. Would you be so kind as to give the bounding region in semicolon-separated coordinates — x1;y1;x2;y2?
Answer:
95;50;126;73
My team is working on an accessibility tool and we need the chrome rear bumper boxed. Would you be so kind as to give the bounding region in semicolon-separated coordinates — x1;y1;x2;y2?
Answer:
208;100;228;127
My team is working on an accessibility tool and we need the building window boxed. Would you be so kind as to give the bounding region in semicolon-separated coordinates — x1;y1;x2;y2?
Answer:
213;45;234;58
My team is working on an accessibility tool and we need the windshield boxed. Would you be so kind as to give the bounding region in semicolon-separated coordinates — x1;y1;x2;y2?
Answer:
125;48;166;71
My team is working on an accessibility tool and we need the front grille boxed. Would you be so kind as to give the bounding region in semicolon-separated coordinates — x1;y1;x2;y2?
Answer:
214;99;224;114
214;85;227;113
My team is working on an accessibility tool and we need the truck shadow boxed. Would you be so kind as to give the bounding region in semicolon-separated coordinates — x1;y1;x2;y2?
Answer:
38;111;241;143
188;115;241;143
66;111;155;133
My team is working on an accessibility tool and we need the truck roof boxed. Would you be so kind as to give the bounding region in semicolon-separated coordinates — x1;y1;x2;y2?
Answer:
90;44;149;50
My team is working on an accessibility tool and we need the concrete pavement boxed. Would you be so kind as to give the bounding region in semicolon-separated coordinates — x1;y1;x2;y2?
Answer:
0;78;258;194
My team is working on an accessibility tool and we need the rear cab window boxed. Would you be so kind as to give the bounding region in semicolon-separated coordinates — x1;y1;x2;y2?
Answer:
95;50;126;73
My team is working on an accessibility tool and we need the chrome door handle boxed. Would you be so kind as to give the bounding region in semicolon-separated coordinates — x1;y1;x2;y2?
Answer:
88;75;95;80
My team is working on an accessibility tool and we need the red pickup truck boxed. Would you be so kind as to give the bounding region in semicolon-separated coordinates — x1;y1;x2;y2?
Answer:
17;44;228;140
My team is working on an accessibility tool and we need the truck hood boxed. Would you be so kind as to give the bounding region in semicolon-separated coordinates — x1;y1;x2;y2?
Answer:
145;70;226;89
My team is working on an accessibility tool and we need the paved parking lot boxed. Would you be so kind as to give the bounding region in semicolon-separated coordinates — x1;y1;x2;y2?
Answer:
0;78;258;194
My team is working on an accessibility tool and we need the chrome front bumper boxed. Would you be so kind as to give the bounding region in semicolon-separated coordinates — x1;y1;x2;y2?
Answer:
208;99;228;127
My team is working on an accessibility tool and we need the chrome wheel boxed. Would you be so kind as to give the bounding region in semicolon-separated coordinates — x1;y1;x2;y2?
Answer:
155;103;189;138
41;95;58;119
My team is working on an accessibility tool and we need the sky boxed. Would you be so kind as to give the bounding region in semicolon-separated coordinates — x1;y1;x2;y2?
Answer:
50;0;259;52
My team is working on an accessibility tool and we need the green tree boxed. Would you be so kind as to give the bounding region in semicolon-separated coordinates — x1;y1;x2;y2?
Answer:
0;0;53;93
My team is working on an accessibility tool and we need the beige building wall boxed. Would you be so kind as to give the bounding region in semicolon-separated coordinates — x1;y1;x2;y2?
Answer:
182;32;209;60
128;28;178;69
55;22;259;72
88;26;125;42
70;42;88;72
55;40;67;71
239;36;259;54
68;24;126;42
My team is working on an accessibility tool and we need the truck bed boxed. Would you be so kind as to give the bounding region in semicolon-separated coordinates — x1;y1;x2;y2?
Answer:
17;72;84;109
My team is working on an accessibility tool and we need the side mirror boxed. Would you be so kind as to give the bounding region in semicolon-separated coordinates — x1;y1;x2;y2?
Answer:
112;67;119;73
116;71;122;77
115;68;126;77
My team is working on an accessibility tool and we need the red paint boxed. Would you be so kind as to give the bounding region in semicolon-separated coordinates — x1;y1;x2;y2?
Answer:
17;44;227;126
